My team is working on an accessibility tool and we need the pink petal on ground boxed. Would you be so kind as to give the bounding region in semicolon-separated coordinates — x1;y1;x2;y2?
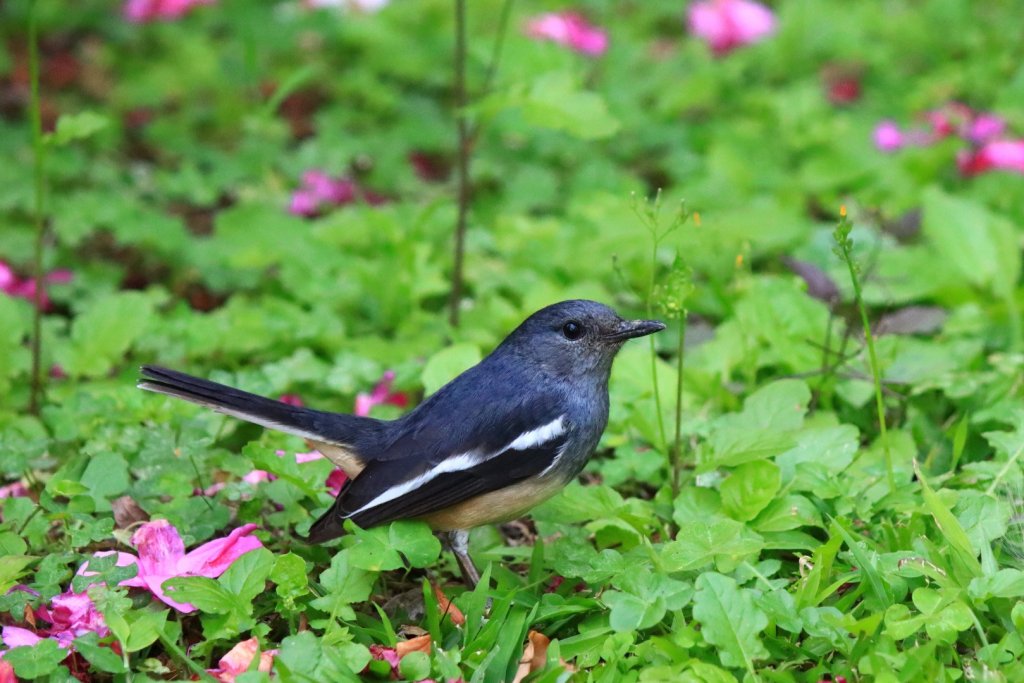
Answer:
44;269;73;285
294;450;325;463
241;470;273;485
965;114;1008;144
289;190;319;217
208;638;277;682
961;139;1024;176
0;659;15;683
178;524;263;579
326;469;348;496
525;12;608;56
0;262;15;291
77;550;146;588
688;0;775;54
278;393;304;407
132;520;187;579
873;121;904;152
1;626;45;649
368;644;400;672
0;482;28;498
37;591;109;641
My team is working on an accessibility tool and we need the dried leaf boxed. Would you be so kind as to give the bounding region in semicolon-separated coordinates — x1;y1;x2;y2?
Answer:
432;583;465;626
112;495;150;529
394;634;431;658
876;306;947;336
782;256;839;304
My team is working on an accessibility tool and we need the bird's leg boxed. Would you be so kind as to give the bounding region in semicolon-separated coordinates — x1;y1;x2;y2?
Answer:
446;529;481;588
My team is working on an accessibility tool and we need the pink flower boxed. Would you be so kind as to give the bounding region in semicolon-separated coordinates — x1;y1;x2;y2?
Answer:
873;121;904;152
288;170;386;217
123;0;214;22
325;468;348;497
36;590;109;649
207;638;276;683
687;0;776;55
0;659;14;683
1;626;44;650
524;12;609;57
354;370;408;417
80;520;262;613
368;644;400;673
0;261;71;311
964;114;1006;144
0;482;28;499
0;589;108;656
958;139;1024;176
278;393;305;407
305;0;389;11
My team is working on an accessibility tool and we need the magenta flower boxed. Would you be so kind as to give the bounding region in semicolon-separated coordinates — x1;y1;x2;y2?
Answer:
288;170;386;217
524;12;609;57
207;638;276;682
687;0;776;55
873;121;904;152
200;449;346;496
123;0;214;22
354;370;408;417
80;520;262;613
0;261;71;311
0;482;28;499
964;114;1007;144
0;588;108;657
958;139;1024;176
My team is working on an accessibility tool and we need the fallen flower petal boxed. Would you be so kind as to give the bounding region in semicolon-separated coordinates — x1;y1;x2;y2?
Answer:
36;590;109;648
124;0;214;22
368;644;400;672
0;482;28;499
432;584;465;626
959;139;1024;176
395;634;432;658
0;626;45;649
354;370;408;417
207;637;276;683
872;120;904;152
687;0;776;55
525;12;609;57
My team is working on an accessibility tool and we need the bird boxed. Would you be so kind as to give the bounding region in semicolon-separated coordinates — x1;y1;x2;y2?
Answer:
138;300;665;585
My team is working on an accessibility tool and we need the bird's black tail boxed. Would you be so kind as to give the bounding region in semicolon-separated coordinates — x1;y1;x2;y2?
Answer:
138;365;383;450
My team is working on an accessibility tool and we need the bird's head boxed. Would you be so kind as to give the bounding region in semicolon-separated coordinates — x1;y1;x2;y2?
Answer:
500;300;666;379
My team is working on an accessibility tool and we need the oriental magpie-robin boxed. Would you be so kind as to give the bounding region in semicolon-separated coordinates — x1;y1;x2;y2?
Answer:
139;300;664;585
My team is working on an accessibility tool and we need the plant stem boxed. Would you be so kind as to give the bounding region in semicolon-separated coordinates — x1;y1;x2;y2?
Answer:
647;242;667;452
671;312;687;498
449;0;469;328
480;0;514;98
834;212;894;492
28;1;47;416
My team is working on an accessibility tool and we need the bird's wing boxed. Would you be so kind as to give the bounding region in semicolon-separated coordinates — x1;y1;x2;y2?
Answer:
305;407;572;541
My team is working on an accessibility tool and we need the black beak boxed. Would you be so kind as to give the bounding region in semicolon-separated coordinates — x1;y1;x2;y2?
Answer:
603;318;667;342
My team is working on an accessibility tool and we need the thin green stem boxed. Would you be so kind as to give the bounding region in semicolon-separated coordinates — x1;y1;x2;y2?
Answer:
834;213;894;492
480;0;514;98
158;630;219;682
671;312;687;498
28;1;47;415
449;0;469;328
647;242;667;452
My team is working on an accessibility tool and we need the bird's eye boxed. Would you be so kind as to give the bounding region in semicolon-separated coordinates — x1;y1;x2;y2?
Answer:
562;321;585;340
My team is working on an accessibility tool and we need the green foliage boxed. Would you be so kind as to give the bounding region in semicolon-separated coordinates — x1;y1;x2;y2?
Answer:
2;0;1024;679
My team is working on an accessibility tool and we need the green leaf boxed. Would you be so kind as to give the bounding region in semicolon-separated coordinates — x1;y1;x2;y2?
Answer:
55;291;156;378
922;187;1021;295
660;518;764;573
720;461;781;522
692;573;768;673
79;452;130;508
421;343;481;396
347;525;403;571
161;576;235;614
311;550;377;618
220;547;275;602
914;462;983;583
398;651;431;681
0;554;36;593
969;569;1024;600
123;605;168;652
74;632;128;674
703;380;810;468
521;73;620;140
388;520;442;568
271;552;310;604
752;494;823;532
4;638;67;678
48;111;109;146
603;590;666;632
